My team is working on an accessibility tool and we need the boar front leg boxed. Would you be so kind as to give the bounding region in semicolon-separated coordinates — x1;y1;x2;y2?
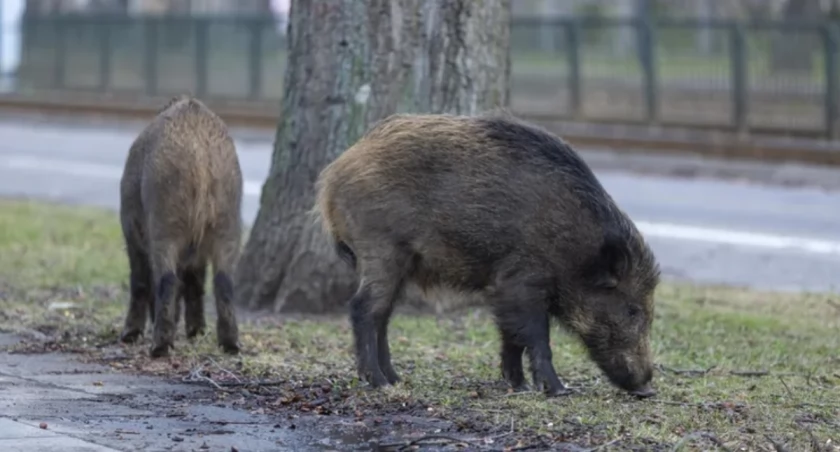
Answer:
349;247;410;388
492;280;573;397
349;283;390;388
498;327;527;391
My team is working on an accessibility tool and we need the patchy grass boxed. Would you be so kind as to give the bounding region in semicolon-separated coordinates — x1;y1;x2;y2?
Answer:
1;197;838;451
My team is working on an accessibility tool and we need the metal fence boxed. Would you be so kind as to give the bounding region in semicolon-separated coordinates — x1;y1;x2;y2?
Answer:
4;14;840;139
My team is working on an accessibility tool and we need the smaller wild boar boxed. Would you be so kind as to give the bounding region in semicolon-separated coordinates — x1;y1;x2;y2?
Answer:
314;112;660;398
118;94;243;358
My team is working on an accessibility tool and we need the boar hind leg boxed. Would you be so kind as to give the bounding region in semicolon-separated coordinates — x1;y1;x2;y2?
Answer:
376;298;402;384
149;244;181;358
350;252;408;388
493;284;572;397
349;284;386;387
211;236;240;355
120;243;152;344
181;263;208;340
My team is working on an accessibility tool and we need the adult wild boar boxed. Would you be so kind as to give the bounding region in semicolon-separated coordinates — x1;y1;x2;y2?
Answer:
314;112;660;398
118;94;243;358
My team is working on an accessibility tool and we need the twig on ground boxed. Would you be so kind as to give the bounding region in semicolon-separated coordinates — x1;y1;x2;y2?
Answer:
778;375;795;399
500;438;552;452
658;365;803;379
650;399;692;407
658;365;715;376
373;434;481;451
215;379;288;388
589;437;622;451
182;364;230;392
180;359;285;390
670;431;731;452
503;390;539;397
764;435;791;452
729;370;771;377
489;417;515;441
207;357;241;383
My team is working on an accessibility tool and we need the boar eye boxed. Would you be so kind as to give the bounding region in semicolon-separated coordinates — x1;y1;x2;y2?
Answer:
627;305;641;318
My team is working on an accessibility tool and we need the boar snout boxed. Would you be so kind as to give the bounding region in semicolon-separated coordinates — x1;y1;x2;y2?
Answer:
596;348;656;398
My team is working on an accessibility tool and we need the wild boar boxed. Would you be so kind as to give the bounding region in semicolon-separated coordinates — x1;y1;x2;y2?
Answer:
118;94;243;358
313;112;660;398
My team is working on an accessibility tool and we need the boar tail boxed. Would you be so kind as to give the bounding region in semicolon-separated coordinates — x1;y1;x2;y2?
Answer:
189;164;214;248
312;165;356;270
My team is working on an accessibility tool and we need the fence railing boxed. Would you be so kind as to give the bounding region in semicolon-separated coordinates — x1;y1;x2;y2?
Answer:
4;14;840;140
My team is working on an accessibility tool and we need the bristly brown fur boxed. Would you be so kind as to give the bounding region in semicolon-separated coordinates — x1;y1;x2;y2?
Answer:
314;111;661;398
118;94;243;358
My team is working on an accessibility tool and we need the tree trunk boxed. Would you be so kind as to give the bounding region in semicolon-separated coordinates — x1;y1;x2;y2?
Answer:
234;0;512;313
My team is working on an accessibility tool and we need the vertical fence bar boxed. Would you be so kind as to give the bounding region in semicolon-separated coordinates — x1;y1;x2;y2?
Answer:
194;18;208;97
564;19;582;118
638;17;659;122
0;4;4;81
53;18;66;89
248;19;264;100
729;23;748;135
144;18;158;96
823;23;839;140
98;18;112;92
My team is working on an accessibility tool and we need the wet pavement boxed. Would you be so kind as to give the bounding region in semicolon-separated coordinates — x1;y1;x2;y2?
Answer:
0;334;496;452
0;334;324;451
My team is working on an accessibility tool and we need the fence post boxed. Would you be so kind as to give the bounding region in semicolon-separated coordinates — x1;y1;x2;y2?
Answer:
144;18;158;96
823;23;839;140
98;19;112;92
53;19;66;90
194;18;208;98
0;4;4;80
248;19;263;100
729;23;748;136
638;16;659;123
564;19;582;118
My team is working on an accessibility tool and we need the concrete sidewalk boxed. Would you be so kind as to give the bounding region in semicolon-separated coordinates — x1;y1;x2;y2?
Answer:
0;334;332;452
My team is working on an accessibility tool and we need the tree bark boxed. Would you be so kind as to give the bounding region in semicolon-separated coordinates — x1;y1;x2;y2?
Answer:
234;0;512;313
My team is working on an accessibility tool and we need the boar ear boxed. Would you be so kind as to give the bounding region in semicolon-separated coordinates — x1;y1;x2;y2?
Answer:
586;235;631;289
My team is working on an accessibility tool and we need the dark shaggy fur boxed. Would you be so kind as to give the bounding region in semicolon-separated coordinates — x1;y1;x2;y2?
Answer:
118;94;243;358
314;112;660;397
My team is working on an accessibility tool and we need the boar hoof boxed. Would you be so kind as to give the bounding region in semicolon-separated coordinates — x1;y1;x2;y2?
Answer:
362;370;390;389
219;341;241;355
382;367;400;385
149;342;172;358
185;325;206;340
545;386;575;397
506;383;531;393
628;384;656;399
120;328;143;344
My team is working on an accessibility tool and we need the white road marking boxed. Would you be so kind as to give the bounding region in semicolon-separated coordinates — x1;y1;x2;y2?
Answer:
636;221;840;256
3;154;840;257
2;155;263;196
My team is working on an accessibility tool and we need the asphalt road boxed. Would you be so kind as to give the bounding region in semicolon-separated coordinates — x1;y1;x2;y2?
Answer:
1;117;839;295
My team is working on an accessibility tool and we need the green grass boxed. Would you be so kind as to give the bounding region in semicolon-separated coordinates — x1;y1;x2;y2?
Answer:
0;197;838;451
